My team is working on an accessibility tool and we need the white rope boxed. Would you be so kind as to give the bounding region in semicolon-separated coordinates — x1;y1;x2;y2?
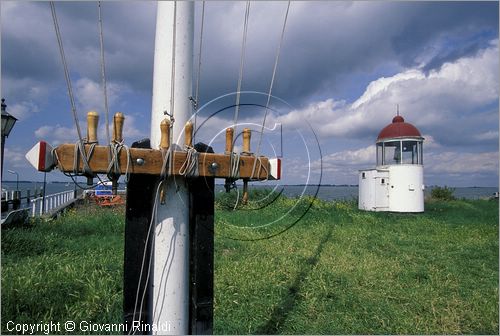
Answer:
178;146;199;177
193;0;206;143
230;152;240;179
49;1;83;143
130;182;163;335
106;141;132;183
97;1;111;145
160;147;174;182
73;140;96;176
250;156;269;181
233;1;251;136
51;146;108;190
251;1;291;178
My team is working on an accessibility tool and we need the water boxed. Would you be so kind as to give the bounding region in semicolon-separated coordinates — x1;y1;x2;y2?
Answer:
2;181;497;201
1;181;76;197
216;184;498;201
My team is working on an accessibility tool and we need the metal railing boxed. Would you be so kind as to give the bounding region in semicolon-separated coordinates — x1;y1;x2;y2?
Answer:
30;190;76;217
2;189;42;203
2;190;19;201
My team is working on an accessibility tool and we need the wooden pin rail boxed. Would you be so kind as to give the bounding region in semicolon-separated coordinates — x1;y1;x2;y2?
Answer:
27;111;280;182
52;144;270;180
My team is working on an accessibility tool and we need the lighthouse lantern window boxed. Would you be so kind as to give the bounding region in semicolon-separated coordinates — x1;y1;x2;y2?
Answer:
402;140;421;164
376;142;384;166
377;139;423;165
381;140;401;165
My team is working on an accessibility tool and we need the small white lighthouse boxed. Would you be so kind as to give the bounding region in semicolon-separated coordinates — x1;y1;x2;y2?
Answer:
358;113;425;212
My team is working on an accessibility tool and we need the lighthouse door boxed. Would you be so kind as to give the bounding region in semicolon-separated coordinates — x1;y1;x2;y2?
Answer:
374;174;389;209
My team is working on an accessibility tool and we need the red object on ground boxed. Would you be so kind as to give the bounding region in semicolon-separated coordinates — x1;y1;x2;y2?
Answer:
94;195;125;207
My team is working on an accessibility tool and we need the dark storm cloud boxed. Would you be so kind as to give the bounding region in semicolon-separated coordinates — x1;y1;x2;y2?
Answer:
193;1;498;111
421;34;497;73
1;2;59;81
2;1;497;110
2;1;156;95
1;35;59;80
391;1;498;69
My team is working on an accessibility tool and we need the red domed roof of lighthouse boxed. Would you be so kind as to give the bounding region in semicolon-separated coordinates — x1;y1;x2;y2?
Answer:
377;114;422;141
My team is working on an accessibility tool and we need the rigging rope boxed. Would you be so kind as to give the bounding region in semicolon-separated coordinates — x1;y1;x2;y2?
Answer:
73;140;96;176
106;141;132;183
97;1;111;145
251;0;291;178
160;147;174;180
233;1;251;134
49;1;84;144
50;2;108;185
230;153;240;180
179;146;199;177
130;182;163;334
193;0;206;143
169;1;178;124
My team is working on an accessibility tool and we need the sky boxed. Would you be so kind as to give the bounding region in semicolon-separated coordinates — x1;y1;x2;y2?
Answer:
1;1;498;187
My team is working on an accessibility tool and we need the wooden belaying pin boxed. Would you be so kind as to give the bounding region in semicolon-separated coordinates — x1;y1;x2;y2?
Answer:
225;127;234;153
87;111;99;144
159;119;171;204
112;112;125;143
242;128;251;154
241;128;252;204
160;118;171;149
185;121;193;148
242;180;249;205
110;112;125;195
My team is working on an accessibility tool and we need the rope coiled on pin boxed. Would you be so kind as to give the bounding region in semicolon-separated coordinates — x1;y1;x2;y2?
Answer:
250;156;269;181
229;152;240;180
106;140;131;183
160;147;174;181
179;146;199;178
73;139;96;176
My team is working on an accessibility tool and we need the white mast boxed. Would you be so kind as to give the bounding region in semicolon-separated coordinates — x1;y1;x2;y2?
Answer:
150;2;194;334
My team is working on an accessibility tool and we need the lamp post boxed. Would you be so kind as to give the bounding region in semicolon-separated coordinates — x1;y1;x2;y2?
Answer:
7;170;19;191
1;98;18;178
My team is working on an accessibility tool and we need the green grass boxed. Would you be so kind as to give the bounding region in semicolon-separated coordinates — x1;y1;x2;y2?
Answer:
1;206;124;334
1;194;498;334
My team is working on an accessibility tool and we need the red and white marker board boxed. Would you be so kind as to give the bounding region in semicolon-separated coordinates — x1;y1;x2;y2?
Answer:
25;141;55;172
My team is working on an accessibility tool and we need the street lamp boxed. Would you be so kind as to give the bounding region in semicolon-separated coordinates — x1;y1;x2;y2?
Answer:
7;170;19;191
1;98;18;177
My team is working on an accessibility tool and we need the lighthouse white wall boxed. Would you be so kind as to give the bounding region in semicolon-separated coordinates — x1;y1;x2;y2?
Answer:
359;165;424;212
387;165;424;212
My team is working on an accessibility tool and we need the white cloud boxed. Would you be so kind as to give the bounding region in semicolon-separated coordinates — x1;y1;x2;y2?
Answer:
351;70;424;109
96;114;147;145
474;131;499;142
322;145;375;170
35;116;145;147
74;77;130;116
34;125;78;145
276;41;499;144
1;77;51;121
6;101;39;121
421;134;441;149
309;145;498;185
4;147;27;169
426;151;498;174
307;145;376;185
